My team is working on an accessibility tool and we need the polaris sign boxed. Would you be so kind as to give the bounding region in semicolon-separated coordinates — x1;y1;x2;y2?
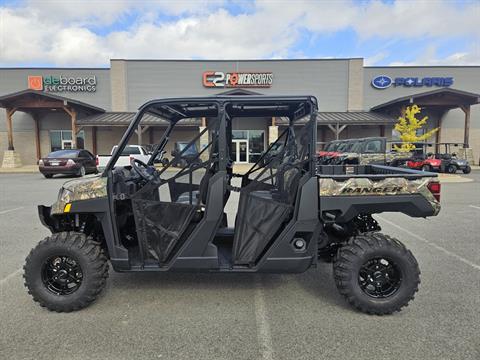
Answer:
372;75;454;89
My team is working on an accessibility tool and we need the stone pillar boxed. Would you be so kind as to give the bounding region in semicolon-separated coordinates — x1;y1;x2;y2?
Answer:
199;126;209;161
268;125;278;145
2;150;23;168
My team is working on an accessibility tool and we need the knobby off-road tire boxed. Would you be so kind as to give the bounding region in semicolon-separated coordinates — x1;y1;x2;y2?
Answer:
421;164;431;172
447;164;457;174
24;232;109;312
333;232;420;315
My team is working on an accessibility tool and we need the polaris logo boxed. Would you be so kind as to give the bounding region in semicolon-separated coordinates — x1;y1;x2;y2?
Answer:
371;75;392;89
372;75;454;89
341;186;404;194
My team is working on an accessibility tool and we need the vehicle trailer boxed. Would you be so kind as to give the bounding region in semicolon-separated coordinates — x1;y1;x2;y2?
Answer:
25;96;441;315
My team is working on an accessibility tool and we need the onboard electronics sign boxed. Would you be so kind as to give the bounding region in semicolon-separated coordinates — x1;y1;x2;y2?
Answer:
203;71;273;88
372;75;454;89
28;75;97;92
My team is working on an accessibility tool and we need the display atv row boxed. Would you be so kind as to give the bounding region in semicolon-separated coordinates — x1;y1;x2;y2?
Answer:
318;138;471;174
24;96;441;315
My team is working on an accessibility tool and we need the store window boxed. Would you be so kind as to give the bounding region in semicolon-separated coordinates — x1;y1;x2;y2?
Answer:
50;130;85;152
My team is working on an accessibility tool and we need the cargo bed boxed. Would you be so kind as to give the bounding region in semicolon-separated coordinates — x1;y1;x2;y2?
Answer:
317;164;441;223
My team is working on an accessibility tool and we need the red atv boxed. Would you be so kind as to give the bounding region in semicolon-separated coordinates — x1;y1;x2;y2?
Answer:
406;153;441;172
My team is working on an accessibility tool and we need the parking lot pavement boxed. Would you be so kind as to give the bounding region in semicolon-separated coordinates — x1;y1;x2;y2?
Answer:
1;172;479;360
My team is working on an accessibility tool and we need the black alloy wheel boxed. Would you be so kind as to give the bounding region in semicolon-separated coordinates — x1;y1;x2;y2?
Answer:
41;255;83;296
358;257;402;298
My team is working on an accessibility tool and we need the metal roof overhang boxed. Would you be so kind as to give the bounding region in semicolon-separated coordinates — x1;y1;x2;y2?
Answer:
78;110;397;127
371;88;480;112
277;111;396;125
76;112;200;126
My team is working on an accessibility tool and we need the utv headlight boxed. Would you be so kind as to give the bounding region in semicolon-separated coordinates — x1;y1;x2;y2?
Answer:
58;187;74;204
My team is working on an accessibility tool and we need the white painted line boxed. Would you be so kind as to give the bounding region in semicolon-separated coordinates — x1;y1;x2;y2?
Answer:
0;206;24;215
469;205;480;210
0;268;22;286
378;216;480;271
254;276;274;360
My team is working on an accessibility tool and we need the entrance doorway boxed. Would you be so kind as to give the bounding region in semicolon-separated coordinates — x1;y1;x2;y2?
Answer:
232;139;249;163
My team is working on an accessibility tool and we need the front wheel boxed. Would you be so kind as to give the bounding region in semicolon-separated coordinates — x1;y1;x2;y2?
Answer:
463;165;471;174
447;164;457;174
24;232;109;312
421;164;431;172
333;233;420;315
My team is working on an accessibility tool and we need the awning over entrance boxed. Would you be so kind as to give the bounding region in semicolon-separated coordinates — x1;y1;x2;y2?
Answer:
0;89;104;160
371;88;480;147
276;111;396;139
76;112;200;126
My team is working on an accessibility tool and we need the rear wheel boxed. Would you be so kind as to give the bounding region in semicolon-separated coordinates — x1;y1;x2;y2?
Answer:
43;174;53;179
463;165;471;174
333;233;420;315
24;232;109;312
78;166;86;177
447;164;457;174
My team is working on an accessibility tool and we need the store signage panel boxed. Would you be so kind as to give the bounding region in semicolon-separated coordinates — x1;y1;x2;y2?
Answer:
372;75;454;89
203;71;273;88
27;75;97;92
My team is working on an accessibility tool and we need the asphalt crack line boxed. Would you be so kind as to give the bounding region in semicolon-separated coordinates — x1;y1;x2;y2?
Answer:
378;216;480;271
0;207;24;215
469;205;480;210
254;276;274;360
0;268;22;286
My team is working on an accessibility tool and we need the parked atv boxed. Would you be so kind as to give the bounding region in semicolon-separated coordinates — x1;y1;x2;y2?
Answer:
24;96;441;315
406;153;442;172
436;143;471;174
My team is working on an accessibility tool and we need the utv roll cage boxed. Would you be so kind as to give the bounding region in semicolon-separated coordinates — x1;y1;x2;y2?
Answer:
105;96;318;175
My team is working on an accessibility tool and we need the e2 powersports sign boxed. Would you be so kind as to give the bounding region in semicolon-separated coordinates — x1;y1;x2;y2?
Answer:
203;71;273;88
28;75;97;92
372;75;454;89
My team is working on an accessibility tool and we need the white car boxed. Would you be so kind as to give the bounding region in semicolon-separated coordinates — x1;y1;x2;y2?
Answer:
96;145;151;171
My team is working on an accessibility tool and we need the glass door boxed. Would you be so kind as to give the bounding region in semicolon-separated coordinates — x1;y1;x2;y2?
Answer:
233;140;249;163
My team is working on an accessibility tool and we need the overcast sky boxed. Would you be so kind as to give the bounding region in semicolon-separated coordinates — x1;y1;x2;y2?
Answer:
0;0;478;67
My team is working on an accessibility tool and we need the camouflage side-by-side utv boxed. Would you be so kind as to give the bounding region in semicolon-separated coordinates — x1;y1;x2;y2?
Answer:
24;96;441;315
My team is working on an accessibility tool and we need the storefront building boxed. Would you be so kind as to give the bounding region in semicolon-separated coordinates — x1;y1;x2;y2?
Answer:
0;59;479;166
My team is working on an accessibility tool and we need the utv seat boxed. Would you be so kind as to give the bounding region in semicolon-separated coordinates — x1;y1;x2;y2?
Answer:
175;167;213;205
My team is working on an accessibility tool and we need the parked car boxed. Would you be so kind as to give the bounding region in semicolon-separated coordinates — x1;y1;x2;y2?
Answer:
96;145;151;172
39;149;97;178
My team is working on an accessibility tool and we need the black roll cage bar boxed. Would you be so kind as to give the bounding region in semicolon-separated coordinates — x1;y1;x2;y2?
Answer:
103;95;318;176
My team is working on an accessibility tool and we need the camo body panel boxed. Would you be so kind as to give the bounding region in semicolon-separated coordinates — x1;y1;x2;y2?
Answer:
319;176;440;215
358;152;412;165
51;176;108;215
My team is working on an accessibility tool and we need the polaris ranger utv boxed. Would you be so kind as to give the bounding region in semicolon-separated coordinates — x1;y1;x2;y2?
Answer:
24;96;441;315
